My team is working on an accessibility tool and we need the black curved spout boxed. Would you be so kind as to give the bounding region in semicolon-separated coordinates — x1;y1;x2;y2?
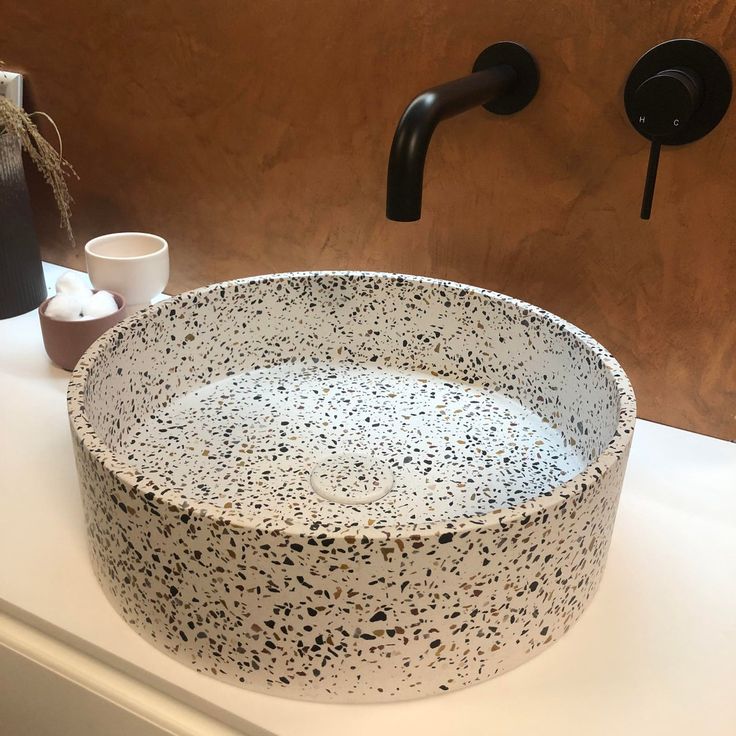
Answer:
386;65;516;221
386;42;540;221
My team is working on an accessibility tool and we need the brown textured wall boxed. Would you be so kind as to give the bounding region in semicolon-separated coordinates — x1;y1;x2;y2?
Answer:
1;1;735;439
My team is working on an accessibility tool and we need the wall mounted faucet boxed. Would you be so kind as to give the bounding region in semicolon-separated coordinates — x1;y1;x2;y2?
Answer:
386;42;539;221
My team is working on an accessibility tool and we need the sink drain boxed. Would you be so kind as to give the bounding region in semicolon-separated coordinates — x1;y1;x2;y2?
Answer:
310;454;394;505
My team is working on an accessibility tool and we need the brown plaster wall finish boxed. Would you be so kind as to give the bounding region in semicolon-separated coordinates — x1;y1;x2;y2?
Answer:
1;1;735;440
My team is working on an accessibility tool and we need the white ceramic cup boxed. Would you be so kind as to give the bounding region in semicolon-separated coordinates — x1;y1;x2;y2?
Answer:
85;232;169;311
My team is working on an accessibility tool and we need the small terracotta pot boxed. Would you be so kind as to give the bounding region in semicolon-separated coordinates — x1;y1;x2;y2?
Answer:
38;291;127;371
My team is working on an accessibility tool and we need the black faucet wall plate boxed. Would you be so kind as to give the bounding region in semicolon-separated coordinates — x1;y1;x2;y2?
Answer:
623;39;732;218
624;39;731;145
472;42;540;115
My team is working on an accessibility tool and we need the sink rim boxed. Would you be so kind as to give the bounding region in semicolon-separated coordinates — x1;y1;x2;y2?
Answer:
68;270;637;540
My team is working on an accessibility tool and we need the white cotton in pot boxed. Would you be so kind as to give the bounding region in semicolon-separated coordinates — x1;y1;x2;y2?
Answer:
55;271;93;301
45;293;84;321
81;290;119;319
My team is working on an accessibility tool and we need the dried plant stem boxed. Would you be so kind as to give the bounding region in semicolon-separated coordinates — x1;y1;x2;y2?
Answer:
0;96;78;244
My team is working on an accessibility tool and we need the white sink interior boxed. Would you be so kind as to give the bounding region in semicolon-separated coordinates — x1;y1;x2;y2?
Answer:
123;361;584;529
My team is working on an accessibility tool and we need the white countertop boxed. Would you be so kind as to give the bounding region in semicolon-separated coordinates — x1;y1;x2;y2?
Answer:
1;262;735;735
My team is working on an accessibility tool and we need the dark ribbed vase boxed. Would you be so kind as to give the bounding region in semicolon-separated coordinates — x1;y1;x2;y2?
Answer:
0;133;46;319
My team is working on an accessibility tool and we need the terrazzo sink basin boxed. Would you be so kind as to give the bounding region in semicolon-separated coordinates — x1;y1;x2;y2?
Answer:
68;272;635;702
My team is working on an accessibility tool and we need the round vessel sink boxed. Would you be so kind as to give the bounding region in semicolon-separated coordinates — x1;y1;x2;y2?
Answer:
68;272;635;702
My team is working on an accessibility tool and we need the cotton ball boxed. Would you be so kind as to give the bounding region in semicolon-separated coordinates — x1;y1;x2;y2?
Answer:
81;290;119;319
55;271;93;301
45;293;84;321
